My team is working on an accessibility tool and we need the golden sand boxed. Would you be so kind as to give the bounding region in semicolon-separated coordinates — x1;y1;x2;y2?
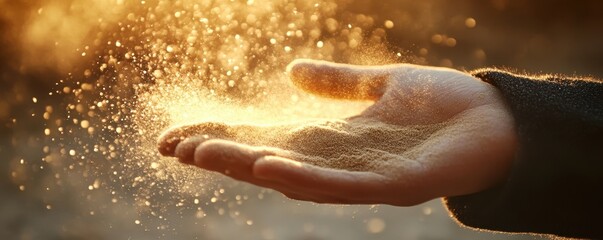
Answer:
160;116;447;173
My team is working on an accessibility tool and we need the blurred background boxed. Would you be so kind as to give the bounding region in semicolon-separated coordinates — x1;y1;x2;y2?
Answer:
1;0;602;239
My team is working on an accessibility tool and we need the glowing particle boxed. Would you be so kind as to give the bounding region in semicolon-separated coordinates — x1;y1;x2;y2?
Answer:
349;39;359;48
210;197;217;203
194;199;199;204
116;127;122;134
166;45;175;53
32;97;37;103
150;162;159;169
227;80;235;87
76;104;85;113
152;70;163;78
174;11;182;18
115;41;121;47
93;179;101;189
325;18;338;32
81;83;93;91
440;58;453;67
44;128;50;136
69;150;76;156
269;38;277;44
246;14;257;24
284;46;292;52
384;20;394;29
127;13;136;21
19;185;25;191
431;34;443;44
366;218;386;234
473;49;487;61
465;18;477;28
246;220;253;226
80;120;89;128
316;41;324;48
445;38;457;47
419;48;429;56
135;220;140;225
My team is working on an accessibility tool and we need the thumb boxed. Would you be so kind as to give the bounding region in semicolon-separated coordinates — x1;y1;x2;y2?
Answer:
287;59;391;101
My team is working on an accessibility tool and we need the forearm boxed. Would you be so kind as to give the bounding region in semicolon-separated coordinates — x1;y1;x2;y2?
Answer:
445;69;603;239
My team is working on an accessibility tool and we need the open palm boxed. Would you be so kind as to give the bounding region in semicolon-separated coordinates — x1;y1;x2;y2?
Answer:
158;59;517;206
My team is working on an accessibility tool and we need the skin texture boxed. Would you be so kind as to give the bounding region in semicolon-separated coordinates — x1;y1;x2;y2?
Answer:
157;59;518;206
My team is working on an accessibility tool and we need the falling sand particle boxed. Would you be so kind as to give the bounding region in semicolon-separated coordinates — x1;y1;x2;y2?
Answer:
29;0;428;234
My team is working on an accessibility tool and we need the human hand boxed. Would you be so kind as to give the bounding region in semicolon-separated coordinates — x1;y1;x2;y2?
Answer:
157;59;517;206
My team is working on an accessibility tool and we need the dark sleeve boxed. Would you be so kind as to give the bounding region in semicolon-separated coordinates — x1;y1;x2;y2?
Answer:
444;69;603;239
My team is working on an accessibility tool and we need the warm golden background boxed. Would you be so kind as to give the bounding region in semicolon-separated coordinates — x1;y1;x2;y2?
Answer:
1;0;601;239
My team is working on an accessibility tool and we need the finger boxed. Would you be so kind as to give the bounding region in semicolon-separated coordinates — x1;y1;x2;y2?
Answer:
189;139;336;201
194;139;287;181
191;139;319;195
157;122;233;156
287;59;392;101
174;136;210;164
253;155;391;203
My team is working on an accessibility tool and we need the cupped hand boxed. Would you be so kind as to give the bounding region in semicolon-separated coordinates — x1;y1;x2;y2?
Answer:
157;59;517;206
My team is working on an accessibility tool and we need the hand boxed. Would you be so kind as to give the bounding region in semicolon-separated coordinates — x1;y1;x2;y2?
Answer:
157;59;517;206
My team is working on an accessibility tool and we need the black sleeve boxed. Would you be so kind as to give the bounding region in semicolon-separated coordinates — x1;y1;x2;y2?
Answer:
444;69;603;239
